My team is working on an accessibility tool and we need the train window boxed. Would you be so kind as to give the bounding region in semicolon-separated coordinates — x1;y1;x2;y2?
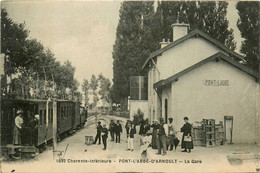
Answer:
48;109;51;124
51;109;53;122
64;106;66;118
39;110;42;126
44;109;46;124
61;107;64;118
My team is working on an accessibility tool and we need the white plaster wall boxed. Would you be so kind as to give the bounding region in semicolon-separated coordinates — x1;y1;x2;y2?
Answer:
170;60;258;144
161;86;172;123
148;66;160;123
129;100;149;121
173;26;189;41
157;37;227;80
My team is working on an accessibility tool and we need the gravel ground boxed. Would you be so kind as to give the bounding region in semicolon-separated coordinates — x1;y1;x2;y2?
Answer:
1;114;260;172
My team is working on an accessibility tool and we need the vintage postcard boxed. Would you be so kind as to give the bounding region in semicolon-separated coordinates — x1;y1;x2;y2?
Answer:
0;0;260;172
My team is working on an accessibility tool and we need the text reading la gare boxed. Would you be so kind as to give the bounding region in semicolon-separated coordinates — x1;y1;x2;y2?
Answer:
119;159;202;164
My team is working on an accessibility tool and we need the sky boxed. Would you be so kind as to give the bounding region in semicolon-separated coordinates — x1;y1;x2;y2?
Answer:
2;1;242;86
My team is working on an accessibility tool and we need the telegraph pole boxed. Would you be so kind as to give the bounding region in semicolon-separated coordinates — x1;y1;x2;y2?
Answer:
52;94;57;160
0;12;3;158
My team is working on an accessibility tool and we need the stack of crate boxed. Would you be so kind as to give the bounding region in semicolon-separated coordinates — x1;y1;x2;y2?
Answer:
203;119;216;147
192;119;226;147
215;121;225;146
192;126;206;146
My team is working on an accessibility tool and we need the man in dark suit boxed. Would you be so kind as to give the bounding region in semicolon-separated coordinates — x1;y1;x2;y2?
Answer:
28;114;40;146
101;124;109;150
109;120;115;141
93;121;102;144
115;120;122;143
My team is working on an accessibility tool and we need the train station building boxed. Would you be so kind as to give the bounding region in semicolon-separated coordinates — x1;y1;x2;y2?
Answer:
142;22;260;144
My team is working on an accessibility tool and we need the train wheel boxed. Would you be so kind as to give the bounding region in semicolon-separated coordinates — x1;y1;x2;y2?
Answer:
10;153;22;160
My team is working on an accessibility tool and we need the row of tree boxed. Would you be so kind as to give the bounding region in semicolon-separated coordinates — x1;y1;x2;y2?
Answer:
1;8;80;100
112;1;260;109
82;74;111;108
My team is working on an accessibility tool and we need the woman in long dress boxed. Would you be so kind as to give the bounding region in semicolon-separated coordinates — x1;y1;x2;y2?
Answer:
180;117;193;153
151;120;159;149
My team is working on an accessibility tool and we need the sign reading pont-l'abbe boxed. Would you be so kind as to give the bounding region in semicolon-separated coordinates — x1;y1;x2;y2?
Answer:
204;80;229;86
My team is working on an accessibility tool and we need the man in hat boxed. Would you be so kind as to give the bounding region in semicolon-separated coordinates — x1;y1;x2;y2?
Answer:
167;118;175;151
13;110;24;145
93;121;102;144
127;123;136;151
28;114;40;146
101;124;108;150
157;117;168;156
114;120;122;143
109;120;115;141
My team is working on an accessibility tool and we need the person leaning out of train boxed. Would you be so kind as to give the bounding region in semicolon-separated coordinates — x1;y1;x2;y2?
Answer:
13;110;24;145
28;114;40;146
101;124;109;150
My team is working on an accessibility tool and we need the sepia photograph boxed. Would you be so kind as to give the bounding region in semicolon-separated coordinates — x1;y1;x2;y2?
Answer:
0;0;259;172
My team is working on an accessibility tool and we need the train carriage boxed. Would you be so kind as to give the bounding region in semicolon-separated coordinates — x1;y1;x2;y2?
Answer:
72;101;81;130
1;98;85;159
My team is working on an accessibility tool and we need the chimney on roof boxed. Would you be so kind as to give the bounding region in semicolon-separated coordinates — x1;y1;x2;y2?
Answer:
160;38;171;49
171;18;190;42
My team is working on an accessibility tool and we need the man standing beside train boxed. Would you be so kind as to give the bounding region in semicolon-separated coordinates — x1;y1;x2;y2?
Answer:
93;121;102;145
28;114;40;146
13;110;24;145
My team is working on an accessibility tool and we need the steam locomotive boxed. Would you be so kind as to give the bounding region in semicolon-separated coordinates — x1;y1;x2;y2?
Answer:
1;98;87;159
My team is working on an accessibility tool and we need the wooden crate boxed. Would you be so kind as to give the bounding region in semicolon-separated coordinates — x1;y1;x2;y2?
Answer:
193;139;206;146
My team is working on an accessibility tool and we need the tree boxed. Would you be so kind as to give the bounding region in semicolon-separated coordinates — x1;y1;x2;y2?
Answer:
153;1;236;50
237;1;260;71
1;8;29;76
89;74;98;91
89;74;98;108
98;73;111;103
1;8;79;100
82;78;89;106
112;1;156;109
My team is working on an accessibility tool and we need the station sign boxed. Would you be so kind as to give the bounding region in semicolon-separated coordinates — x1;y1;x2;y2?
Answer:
204;80;229;86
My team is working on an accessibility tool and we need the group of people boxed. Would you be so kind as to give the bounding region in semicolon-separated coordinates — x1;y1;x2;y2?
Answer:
13;110;40;146
150;116;194;155
92;120;123;150
92;116;194;155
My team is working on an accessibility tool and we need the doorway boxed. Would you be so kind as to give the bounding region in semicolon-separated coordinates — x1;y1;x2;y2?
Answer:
224;116;234;144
